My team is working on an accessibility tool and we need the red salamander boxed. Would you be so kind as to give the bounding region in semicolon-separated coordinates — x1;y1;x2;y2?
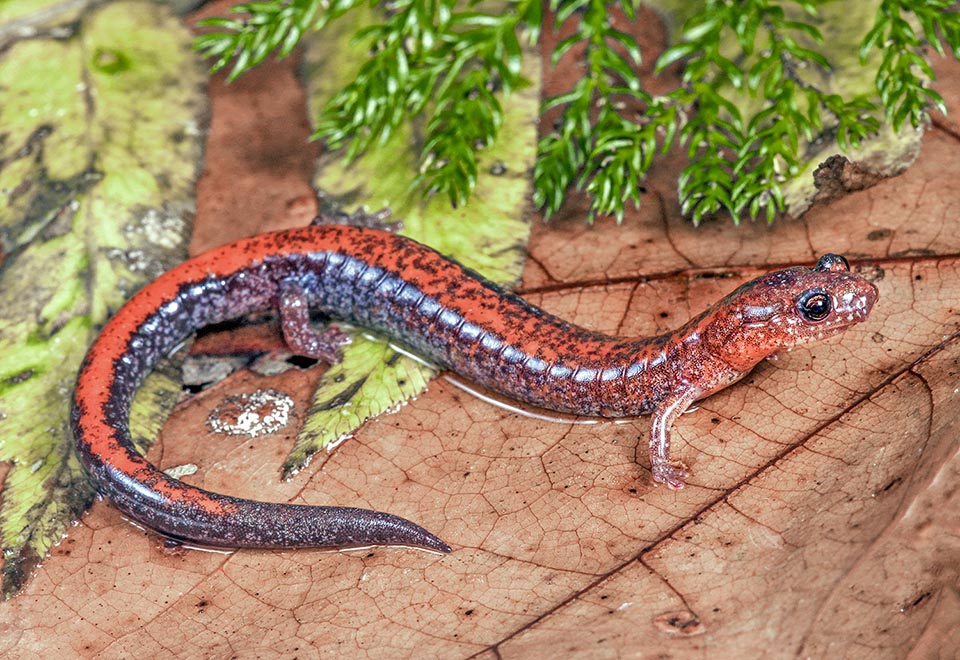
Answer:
71;214;879;553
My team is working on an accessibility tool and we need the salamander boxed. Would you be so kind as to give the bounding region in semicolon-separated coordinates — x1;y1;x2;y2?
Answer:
71;212;879;553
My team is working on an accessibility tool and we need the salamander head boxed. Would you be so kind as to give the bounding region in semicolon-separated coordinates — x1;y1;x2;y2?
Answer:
704;254;879;372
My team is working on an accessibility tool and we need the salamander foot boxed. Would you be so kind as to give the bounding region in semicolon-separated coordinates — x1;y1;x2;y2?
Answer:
652;462;689;490
279;279;352;362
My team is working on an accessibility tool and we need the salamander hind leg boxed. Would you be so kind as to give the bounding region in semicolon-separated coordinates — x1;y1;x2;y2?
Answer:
278;279;351;362
648;392;697;489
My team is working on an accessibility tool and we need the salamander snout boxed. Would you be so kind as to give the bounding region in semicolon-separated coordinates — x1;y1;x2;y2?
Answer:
835;277;879;320
791;259;878;338
810;253;879;321
809;253;879;323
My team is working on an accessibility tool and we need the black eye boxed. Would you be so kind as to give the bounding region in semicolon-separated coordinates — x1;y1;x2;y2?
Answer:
798;289;832;321
814;254;850;272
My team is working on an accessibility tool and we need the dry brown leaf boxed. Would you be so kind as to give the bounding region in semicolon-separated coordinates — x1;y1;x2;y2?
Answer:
3;11;959;660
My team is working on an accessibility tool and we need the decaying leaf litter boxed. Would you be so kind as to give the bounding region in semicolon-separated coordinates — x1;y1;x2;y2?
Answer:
0;2;957;660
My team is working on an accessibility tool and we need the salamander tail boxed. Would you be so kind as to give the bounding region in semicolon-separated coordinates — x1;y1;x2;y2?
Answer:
265;503;454;553
144;497;454;554
324;506;453;554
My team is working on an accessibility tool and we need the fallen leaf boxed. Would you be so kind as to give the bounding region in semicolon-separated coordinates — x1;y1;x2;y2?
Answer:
0;0;205;598
2;5;958;660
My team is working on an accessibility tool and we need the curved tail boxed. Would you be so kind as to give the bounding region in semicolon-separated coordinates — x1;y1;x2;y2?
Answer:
71;418;451;553
70;224;452;554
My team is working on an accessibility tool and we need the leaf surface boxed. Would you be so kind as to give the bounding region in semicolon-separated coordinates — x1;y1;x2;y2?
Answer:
1;7;958;660
0;0;206;598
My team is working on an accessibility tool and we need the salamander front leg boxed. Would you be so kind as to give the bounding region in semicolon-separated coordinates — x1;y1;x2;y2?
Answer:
648;391;698;489
278;280;351;362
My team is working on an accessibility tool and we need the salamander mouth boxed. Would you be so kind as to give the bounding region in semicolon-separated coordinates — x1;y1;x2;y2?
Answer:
820;309;869;336
837;306;871;325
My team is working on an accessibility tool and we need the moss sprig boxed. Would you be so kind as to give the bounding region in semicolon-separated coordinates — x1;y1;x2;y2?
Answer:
196;0;960;224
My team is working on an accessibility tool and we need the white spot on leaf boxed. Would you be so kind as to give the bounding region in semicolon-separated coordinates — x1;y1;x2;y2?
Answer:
207;388;294;437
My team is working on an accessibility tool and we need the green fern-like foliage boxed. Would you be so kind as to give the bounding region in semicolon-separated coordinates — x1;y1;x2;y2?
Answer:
196;0;960;224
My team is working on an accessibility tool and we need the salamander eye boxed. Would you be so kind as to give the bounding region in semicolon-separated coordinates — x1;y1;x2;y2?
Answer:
814;254;850;272
797;289;832;322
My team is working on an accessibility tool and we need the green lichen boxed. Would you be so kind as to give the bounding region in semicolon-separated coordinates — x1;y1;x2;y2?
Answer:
0;0;206;598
